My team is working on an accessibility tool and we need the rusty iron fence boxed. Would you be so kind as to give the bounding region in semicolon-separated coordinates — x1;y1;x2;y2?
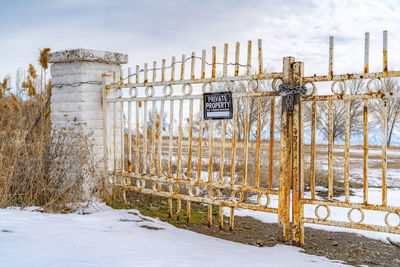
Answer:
102;31;400;247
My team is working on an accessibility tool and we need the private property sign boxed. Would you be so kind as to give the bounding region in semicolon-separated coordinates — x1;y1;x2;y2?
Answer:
203;91;233;120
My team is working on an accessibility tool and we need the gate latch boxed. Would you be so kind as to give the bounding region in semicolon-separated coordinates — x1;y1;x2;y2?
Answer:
278;84;307;111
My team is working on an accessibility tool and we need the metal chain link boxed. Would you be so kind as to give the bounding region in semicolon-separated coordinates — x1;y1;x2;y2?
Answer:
278;84;307;111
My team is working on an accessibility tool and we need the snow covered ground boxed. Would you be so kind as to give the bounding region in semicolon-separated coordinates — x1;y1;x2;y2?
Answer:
0;203;349;267
227;187;400;244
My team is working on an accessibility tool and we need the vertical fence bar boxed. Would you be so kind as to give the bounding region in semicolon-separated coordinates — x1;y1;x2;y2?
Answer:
162;59;166;82
201;49;206;79
363;100;369;204
329;36;334;78
258;39;263;74
158;98;164;177
153;61;157;82
168;57;175;178
150;100;157;176
197;50;206;184
159;60;166;176
218;44;229;229
127;70;132;173
113;101;117;172
292;61;304;247
211;46;216;79
136;65;139;83
241;42;250;187
243;100;249;186
230;93;238;231
135;98;140;174
255;40;262;187
171;56;176;81
344;100;350;202
186;52;196;223
135;65;140;174
120;101;124;172
144;63;148;84
168;57;175;217
277;56;294;242
229;42;242;230
382;99;388;206
151;61;157;176
247;40;252;75
207;117;214;226
235;42;240;76
176;55;186;220
143;98;148;175
177;56;185;181
168;96;174;216
197;98;204;184
328;99;334;200
208;46;216;227
268;97;275;189
383;30;388;72
364;32;370;73
255;92;262;188
310;101;316;199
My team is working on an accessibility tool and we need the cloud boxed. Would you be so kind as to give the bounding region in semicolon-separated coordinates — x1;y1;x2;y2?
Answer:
1;0;400;82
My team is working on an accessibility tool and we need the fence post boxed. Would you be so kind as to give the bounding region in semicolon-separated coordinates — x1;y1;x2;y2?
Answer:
277;56;294;242
48;49;128;198
291;61;305;247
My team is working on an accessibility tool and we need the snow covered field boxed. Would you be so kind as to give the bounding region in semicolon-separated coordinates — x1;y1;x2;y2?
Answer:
0;203;349;267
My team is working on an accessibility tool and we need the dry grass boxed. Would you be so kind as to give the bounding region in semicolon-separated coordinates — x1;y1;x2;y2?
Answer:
0;59;98;211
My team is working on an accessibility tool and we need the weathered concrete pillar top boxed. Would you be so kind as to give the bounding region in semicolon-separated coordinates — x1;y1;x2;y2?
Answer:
48;49;128;64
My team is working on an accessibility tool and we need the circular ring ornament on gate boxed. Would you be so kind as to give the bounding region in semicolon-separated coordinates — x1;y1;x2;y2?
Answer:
331;80;347;95
271;78;283;92
209;188;221;200
152;182;162;192
169;183;180;195
384;212;400;228
315;205;331;221
129;86;138;98
162;85;173;96
231;190;244;203
347;208;365;224
202;82;214;93
257;193;271;207
145;86;155;97
303;81;317;96
136;179;146;189
181;84;193;96
188;186;200;197
367;78;385;93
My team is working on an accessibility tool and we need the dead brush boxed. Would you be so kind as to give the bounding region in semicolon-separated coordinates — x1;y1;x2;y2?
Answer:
0;57;98;211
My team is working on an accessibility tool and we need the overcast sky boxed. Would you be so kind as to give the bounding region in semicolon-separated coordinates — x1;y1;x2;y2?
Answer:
1;0;400;82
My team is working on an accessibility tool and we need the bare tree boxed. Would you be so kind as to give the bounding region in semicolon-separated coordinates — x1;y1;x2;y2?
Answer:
314;79;365;144
370;78;400;146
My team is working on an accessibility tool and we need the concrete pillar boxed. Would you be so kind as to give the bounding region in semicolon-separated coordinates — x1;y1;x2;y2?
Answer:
48;49;128;198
